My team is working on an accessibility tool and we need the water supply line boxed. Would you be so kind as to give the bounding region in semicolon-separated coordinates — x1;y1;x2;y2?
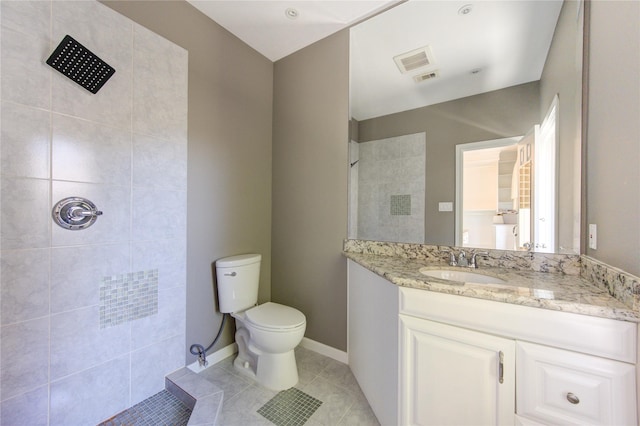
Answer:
189;313;228;368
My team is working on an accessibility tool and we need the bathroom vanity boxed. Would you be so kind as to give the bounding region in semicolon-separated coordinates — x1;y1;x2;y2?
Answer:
345;248;639;426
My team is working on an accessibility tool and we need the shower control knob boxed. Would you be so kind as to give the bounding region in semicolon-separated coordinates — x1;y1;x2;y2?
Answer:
52;197;103;230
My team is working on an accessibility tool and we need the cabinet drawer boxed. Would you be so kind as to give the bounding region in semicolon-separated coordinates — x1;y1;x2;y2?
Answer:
516;341;637;425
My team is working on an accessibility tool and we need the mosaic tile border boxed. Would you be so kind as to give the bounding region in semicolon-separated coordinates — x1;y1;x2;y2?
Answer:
343;239;581;275
100;269;159;328
581;255;640;311
390;194;412;216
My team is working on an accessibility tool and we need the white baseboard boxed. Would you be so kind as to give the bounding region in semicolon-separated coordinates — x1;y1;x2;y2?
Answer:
300;337;348;364
186;338;348;373
187;343;237;373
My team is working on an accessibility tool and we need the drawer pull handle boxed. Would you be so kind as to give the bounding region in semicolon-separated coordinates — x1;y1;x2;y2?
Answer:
498;351;504;384
566;393;580;405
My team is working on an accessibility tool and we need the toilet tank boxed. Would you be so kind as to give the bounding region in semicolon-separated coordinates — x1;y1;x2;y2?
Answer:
216;254;261;313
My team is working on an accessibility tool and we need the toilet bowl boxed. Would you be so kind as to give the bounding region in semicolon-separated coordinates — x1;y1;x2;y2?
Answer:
215;254;306;390
232;302;306;390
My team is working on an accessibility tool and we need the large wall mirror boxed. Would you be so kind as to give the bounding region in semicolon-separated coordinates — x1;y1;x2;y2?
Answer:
348;0;583;254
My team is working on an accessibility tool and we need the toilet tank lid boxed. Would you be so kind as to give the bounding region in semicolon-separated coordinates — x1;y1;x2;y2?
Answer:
246;302;306;329
216;253;261;267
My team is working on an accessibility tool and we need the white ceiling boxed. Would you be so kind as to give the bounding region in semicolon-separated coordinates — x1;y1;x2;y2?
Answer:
351;0;564;120
187;0;400;61
187;0;564;121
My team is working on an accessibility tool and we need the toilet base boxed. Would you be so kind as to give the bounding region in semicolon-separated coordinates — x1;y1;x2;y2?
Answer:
233;349;299;391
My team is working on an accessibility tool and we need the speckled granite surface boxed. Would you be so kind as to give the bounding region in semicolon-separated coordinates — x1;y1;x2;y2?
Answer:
343;239;581;275
344;240;639;322
581;255;640;313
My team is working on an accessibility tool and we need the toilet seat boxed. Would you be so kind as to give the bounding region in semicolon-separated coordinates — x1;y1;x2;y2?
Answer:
244;302;306;331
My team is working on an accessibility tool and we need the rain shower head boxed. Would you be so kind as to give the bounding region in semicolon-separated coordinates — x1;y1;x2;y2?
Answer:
46;35;115;94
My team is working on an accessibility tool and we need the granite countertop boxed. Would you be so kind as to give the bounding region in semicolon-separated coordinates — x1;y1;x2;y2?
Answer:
344;252;640;323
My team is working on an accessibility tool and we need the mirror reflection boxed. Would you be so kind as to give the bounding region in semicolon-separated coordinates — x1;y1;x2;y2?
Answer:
349;0;583;254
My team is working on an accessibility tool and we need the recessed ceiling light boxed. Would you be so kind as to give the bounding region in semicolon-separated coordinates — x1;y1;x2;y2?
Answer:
285;7;299;19
458;4;473;15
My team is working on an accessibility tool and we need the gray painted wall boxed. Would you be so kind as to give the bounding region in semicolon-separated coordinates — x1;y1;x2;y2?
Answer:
586;0;640;276
102;1;274;362
358;82;540;245
272;31;350;351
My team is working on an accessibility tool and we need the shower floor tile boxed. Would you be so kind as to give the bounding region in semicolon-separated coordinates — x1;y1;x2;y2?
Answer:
98;389;191;426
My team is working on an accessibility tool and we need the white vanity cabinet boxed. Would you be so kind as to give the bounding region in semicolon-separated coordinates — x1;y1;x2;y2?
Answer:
348;261;399;426
347;259;638;426
399;314;515;425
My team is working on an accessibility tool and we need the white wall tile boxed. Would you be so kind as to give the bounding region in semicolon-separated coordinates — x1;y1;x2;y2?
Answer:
0;1;188;420
51;181;131;247
1;385;48;426
52;113;131;185
0;317;49;400
357;133;426;243
0;27;51;109
130;334;185;405
131;285;185;350
133;133;187;190
0;178;50;250
50;305;130;380
132;188;187;241
50;355;130;425
1;1;51;40
1;102;51;179
1;248;50;324
51;243;130;314
132;238;186;291
132;25;188;143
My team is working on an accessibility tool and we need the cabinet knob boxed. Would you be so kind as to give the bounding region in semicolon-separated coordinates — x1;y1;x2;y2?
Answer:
566;392;580;405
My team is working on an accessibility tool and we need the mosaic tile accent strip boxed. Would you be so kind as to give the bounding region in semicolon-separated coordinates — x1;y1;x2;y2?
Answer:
390;194;411;215
100;269;158;328
99;389;191;426
343;239;581;275
581;255;640;311
257;388;322;426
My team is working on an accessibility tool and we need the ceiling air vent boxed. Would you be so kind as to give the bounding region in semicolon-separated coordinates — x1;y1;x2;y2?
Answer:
413;70;439;83
393;46;434;74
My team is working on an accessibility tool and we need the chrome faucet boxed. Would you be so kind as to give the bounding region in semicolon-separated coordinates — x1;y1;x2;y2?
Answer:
441;248;458;266
457;250;468;267
469;251;489;268
441;248;488;268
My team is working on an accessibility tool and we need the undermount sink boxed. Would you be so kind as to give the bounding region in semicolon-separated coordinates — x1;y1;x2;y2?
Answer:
419;267;506;284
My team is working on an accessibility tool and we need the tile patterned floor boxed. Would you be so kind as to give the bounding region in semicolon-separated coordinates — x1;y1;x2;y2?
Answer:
98;389;192;426
197;346;381;426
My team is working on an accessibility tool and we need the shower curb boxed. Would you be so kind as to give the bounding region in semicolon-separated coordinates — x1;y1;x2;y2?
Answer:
166;367;223;426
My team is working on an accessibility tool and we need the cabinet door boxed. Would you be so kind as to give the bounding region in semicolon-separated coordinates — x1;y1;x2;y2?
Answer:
517;341;637;425
399;315;515;425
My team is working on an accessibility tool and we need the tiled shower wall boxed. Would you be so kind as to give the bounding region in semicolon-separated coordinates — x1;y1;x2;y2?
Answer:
0;1;188;425
357;132;426;244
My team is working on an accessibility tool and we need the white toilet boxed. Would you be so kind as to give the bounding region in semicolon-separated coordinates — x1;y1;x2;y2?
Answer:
216;253;306;390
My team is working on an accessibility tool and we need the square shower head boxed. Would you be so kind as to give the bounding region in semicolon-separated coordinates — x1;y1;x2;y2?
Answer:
46;35;116;94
